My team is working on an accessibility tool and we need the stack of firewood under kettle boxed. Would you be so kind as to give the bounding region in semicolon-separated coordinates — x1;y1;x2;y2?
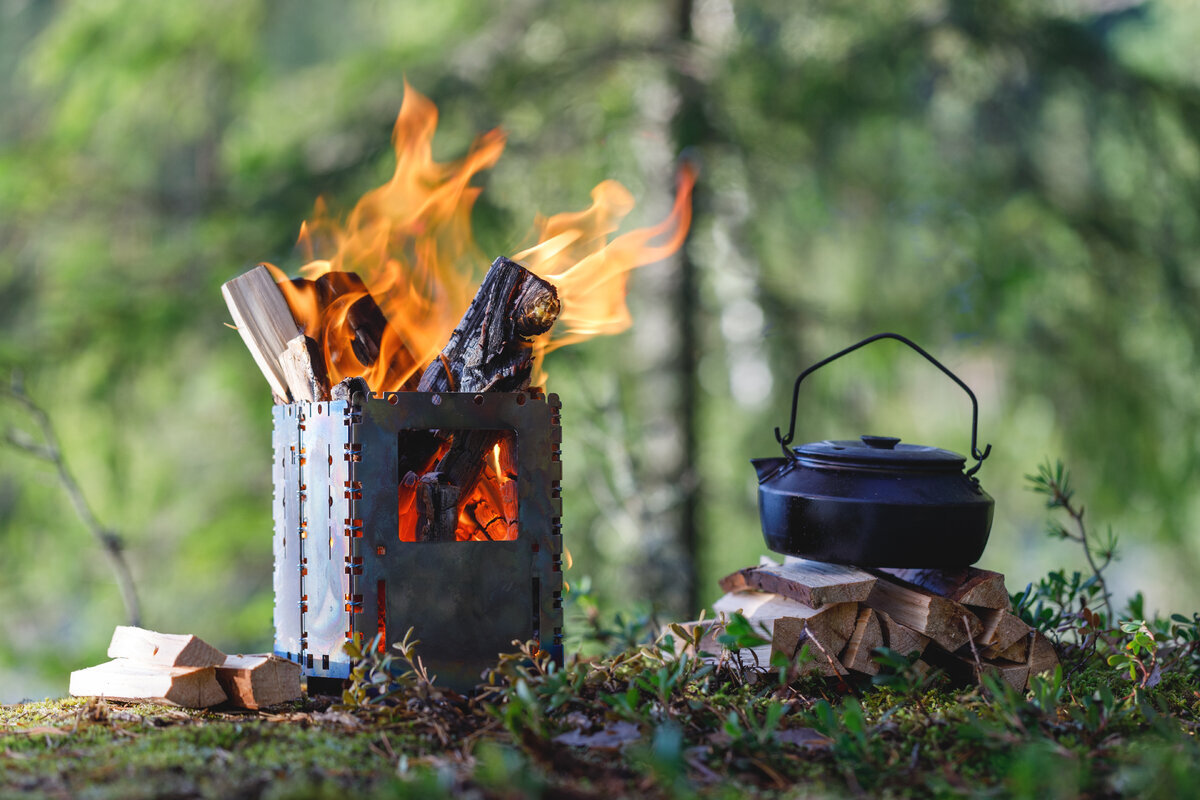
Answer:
676;334;1057;688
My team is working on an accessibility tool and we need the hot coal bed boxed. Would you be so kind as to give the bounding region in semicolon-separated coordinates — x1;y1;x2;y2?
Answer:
271;386;564;693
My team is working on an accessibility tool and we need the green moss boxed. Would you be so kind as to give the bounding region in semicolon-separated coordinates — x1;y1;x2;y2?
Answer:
3;647;1200;799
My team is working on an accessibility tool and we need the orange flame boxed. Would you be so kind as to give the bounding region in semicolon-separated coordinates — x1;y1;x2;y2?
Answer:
266;82;693;395
516;167;696;379
265;84;693;543
266;82;505;390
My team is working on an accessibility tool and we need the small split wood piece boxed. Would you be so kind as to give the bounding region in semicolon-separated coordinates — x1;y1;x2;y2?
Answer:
280;335;330;403
1027;631;1060;680
972;608;1031;656
875;608;930;659
222;265;303;404
839;607;884;675
863;574;983;652
720;557;876;608
769;602;858;677
877;567;1010;610
107;626;226;668
985;634;1031;663
926;650;1030;691
215;654;302;709
69;660;227;708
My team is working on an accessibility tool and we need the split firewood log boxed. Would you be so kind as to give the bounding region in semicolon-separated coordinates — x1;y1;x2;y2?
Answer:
863;574;983;652
280;335;330;402
874;608;930;659
215;654;302;709
970;608;1031;656
839;607;884;675
222;265;303;403
923;649;1030;690
767;603;858;677
69;660;227;708
985;634;1031;663
877;566;1010;610
1027;631;1060;683
720;557;876;608
107;626;226;668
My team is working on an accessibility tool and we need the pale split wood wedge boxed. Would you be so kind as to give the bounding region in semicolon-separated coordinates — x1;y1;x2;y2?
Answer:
107;626;227;668
69;659;226;708
222;264;302;404
1027;631;1060;686
972;608;1032;655
875;608;930;659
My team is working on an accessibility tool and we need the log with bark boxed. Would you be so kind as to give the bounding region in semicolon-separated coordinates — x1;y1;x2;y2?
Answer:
877;566;1010;610
411;256;559;541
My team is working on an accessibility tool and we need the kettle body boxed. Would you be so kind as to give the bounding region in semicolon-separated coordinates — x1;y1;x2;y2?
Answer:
755;334;995;567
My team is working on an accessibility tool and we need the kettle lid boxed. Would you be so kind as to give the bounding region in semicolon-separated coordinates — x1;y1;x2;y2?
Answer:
793;434;966;471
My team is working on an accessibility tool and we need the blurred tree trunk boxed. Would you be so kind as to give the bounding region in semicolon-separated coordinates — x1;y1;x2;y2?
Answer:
672;0;707;616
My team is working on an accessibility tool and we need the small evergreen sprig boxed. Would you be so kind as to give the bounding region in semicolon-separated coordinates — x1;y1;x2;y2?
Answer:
1026;460;1116;624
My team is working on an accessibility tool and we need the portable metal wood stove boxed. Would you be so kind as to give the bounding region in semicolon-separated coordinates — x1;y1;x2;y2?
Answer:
272;386;563;691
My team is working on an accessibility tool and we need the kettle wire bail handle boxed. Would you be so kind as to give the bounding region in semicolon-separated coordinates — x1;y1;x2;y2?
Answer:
773;332;992;476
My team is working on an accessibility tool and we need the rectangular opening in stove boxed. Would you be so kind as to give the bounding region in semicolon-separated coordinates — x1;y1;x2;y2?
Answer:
398;428;519;543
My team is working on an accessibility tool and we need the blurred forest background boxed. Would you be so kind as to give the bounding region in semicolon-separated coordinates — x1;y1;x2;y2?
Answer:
3;0;1200;702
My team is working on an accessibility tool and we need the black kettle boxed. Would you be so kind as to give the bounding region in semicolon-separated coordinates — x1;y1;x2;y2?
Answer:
753;333;994;568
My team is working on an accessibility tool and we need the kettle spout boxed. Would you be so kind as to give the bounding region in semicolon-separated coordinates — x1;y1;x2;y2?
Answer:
751;457;787;484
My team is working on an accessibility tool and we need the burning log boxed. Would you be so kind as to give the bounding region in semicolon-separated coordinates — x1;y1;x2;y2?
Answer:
289;271;421;392
417;256;560;394
412;256;560;542
224;266;422;402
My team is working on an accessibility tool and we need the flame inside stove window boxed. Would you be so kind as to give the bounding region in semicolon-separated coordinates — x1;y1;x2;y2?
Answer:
397;429;518;542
